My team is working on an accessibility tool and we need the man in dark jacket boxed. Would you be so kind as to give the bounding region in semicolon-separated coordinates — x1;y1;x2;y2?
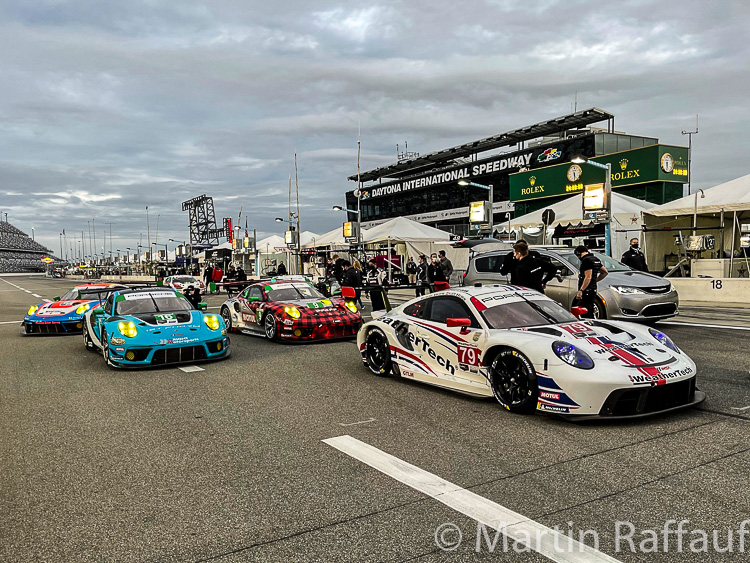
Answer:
512;241;557;293
415;255;428;297
427;253;446;287
203;265;213;287
500;239;541;285
341;261;363;308
621;238;649;272
277;261;287;276
406;257;417;284
332;254;345;283
438;250;453;282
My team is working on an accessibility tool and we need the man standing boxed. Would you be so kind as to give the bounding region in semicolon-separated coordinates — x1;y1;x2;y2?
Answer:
500;239;540;285
415;255;428;297
341;260;363;308
438;250;453;283
573;245;608;319
406;257;417;285
277;261;287;276
427;253;446;288
512;241;557;294
332;254;345;283
621;238;649;272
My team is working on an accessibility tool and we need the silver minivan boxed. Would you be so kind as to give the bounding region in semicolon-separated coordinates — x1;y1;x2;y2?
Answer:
463;247;678;321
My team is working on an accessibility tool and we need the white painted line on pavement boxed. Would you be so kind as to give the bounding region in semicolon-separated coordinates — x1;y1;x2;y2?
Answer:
660;321;750;332
338;418;376;427
32;293;42;298
0;320;20;325
179;365;205;373
731;405;750;412
323;435;621;563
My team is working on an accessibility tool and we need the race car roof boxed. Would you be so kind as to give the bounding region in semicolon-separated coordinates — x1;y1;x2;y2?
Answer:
116;287;176;296
440;284;551;305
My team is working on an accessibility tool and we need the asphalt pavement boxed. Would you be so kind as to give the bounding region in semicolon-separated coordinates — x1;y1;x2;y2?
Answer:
2;275;750;562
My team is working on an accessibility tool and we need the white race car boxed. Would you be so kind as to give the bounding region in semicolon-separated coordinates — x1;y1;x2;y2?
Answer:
357;284;705;419
163;275;205;291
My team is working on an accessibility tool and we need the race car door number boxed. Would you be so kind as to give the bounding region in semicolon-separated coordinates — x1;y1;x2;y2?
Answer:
457;344;481;366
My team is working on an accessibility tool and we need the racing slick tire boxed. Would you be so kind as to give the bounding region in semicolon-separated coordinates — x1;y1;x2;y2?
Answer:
221;306;233;332
592;297;606;320
263;312;278;341
83;326;97;352
101;329;115;368
365;327;392;377
488;348;537;414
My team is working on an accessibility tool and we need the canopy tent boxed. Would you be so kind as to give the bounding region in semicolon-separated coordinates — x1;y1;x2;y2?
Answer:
643;173;750;277
361;216;452;243
299;231;319;247
504;192;657;259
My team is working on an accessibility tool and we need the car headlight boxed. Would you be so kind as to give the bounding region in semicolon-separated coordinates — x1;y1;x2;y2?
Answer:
344;301;358;313
552;341;594;369
27;305;39;315
284;306;301;319
75;303;90;315
117;321;138;338
649;328;680;353
203;315;220;331
611;286;647;294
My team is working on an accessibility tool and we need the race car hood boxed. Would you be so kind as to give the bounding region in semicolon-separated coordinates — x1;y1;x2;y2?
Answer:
522;320;679;368
276;297;349;313
125;311;195;325
30;299;98;317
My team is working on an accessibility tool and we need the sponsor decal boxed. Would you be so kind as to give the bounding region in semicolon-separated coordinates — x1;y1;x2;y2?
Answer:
629;367;693;384
402;369;415;378
539;391;560;401
242;313;255;323
154;313;178;325
537;402;570;414
121;292;176;300
472;332;481;342
457;344;481;367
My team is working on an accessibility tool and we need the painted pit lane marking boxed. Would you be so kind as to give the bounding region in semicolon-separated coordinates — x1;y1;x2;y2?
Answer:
338;418;376;427
0;320;22;325
731;405;750;412
660;321;750;332
178;365;205;373
0;278;51;301
323;435;621;563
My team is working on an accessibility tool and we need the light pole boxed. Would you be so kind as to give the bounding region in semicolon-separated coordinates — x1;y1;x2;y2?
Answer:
571;156;612;256
506;212;512;241
332;205;361;252
275;214;300;274
682;116;698;196
458;180;494;238
693;189;705;236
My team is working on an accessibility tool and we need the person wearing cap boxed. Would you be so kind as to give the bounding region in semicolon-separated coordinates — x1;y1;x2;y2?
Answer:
573;245;608;318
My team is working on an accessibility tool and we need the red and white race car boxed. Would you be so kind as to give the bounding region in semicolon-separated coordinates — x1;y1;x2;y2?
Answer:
163;275;205;291
357;284;704;419
219;279;362;341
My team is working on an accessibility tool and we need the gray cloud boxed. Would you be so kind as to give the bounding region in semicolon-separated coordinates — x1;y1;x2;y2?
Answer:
0;0;748;254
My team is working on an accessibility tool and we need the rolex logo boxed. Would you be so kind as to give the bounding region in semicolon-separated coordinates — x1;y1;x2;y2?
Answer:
530;176;536;186
620;159;628;170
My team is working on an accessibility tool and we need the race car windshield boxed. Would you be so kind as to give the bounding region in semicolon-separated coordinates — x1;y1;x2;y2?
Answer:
266;285;323;302
115;293;192;315
481;299;576;329
79;289;115;300
173;277;198;283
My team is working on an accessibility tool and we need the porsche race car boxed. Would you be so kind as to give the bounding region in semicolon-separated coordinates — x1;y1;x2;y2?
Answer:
163;275;205;291
82;287;230;368
21;283;126;335
219;279;362;341
358;284;705;419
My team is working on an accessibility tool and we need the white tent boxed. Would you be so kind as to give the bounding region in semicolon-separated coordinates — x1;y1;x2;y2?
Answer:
361;216;452;243
505;192;656;259
643;173;750;276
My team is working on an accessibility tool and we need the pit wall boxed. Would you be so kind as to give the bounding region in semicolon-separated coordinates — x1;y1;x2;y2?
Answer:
670;278;750;304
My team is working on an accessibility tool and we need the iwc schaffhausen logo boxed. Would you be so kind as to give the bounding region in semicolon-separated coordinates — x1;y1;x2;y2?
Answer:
661;153;674;173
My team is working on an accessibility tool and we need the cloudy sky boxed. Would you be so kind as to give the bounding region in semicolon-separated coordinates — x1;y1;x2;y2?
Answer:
1;0;748;256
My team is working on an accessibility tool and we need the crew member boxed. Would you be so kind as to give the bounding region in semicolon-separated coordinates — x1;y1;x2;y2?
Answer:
427;253;446;288
332;254;345;283
500;239;541;285
438;250;454;282
621;238;649;272
416;255;428;297
341;260;363;308
512;241;557;293
406;257;417;285
277;261;287;276
573;245;608;319
185;285;202;309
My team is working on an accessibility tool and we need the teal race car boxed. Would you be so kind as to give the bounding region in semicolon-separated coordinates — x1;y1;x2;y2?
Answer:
82;287;231;368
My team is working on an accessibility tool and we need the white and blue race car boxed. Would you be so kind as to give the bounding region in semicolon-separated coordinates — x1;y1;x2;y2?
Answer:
82;287;230;368
357;284;705;419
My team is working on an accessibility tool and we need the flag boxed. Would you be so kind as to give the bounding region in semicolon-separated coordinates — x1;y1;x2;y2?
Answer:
245;217;248;238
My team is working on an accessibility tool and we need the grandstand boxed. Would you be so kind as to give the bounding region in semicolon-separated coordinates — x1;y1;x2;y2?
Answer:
0;221;58;273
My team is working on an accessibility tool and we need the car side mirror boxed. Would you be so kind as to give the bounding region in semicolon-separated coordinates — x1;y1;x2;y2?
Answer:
555;274;563;283
571;306;588;319
558;267;572;277
198;302;207;311
92;307;104;315
53;296;60;301
446;317;472;334
341;286;356;300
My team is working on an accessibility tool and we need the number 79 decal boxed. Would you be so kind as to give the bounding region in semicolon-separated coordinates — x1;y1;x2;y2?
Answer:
457;344;481;366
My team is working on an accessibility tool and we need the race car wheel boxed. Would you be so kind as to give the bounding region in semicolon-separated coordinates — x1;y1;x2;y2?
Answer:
489;348;537;414
102;329;112;366
365;328;392;376
221;306;232;332
592;297;606;320
264;313;277;340
83;326;96;352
